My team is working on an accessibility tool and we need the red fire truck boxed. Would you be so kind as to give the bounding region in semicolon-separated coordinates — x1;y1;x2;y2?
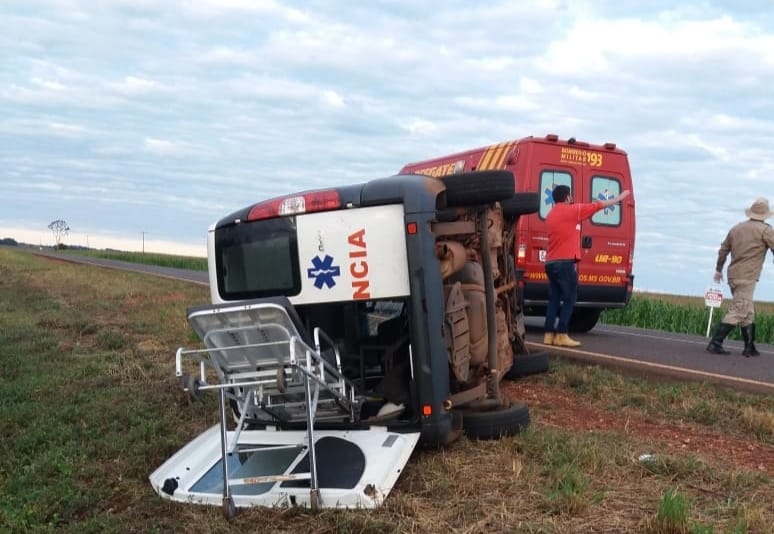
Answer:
400;134;636;332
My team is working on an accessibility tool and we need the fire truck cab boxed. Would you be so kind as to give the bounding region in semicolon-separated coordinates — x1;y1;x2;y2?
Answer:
400;134;636;332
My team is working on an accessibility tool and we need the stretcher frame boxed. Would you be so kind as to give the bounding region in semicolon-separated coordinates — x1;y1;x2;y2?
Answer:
174;300;359;516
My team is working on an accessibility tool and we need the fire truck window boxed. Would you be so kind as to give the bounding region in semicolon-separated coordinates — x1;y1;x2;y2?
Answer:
590;176;622;226
539;170;572;219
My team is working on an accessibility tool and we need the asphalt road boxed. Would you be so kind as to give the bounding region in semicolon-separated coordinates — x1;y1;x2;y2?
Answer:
29;249;774;396
524;321;773;395
31;249;209;286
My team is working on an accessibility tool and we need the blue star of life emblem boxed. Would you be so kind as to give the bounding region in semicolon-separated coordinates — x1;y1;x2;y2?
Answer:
544;187;555;206
307;254;341;289
597;190;617;215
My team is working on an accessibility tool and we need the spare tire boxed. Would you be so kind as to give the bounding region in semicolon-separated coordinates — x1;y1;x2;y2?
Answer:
441;170;514;207
460;400;530;440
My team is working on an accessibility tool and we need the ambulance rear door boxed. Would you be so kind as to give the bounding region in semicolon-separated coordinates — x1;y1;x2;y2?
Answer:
576;149;634;311
150;425;420;509
515;142;576;309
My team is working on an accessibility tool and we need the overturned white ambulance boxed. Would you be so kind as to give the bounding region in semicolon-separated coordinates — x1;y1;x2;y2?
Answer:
150;170;545;519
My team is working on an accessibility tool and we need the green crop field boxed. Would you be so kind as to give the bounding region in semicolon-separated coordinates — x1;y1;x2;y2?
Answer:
601;293;774;344
62;248;208;271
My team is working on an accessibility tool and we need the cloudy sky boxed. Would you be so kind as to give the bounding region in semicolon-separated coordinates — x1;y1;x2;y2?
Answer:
2;0;774;300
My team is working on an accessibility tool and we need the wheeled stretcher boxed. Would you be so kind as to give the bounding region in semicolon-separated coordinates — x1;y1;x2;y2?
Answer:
174;298;361;516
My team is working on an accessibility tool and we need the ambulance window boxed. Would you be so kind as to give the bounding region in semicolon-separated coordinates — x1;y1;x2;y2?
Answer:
215;218;301;300
539;170;572;219
590;176;622;226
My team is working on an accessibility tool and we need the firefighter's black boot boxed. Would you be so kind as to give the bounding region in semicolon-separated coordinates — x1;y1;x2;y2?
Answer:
706;322;734;354
741;324;760;357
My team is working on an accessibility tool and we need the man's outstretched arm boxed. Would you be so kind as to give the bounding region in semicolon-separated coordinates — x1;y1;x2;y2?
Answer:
599;189;631;208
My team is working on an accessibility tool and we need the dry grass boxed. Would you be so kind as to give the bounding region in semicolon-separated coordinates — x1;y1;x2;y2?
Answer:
742;405;774;441
0;248;772;534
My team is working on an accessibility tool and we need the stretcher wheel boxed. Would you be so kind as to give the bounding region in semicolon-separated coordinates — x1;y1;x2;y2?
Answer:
222;496;236;521
310;489;320;512
181;373;201;400
276;368;287;393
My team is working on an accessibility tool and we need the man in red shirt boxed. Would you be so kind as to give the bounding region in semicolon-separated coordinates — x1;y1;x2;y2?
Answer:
544;185;631;347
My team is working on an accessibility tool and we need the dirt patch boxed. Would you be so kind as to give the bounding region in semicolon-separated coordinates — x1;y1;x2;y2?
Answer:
503;381;773;474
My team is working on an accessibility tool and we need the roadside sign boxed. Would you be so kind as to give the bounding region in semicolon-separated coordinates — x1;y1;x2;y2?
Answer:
704;285;724;338
704;287;723;308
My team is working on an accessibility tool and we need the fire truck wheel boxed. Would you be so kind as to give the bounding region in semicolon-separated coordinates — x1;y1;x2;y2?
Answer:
441;170;515;207
569;308;602;333
460;401;530;440
501;192;540;219
504;351;550;380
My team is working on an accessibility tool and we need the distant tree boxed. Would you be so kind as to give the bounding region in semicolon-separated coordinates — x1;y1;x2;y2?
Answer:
48;219;70;249
1;237;18;246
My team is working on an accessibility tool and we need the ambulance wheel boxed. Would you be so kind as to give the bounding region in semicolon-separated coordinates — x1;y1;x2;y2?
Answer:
501;192;540;219
222;496;236;521
504;351;550;380
461;401;530;440
569;308;601;333
441;170;514;207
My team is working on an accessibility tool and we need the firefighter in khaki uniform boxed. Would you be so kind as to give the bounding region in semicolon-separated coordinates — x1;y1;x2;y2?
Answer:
707;197;774;356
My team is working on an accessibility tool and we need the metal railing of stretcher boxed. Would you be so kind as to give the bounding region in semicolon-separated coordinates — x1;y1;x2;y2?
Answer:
174;300;360;517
